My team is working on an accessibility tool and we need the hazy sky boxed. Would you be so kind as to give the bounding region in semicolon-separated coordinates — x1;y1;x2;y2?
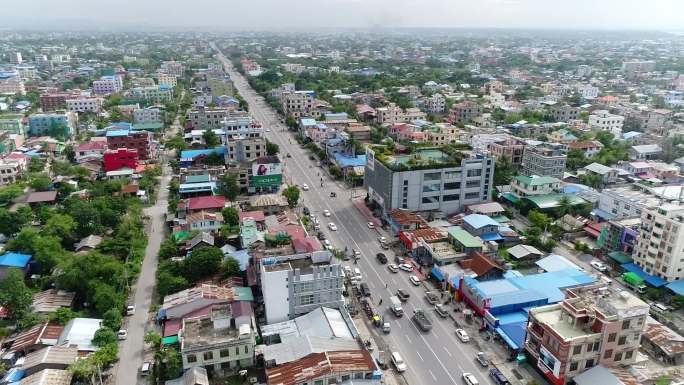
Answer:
4;0;684;31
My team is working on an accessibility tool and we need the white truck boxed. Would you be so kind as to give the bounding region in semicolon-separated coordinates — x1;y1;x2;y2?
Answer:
390;296;404;317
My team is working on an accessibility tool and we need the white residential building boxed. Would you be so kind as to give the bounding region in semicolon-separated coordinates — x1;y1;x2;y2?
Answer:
0;159;23;185
66;97;103;113
634;203;684;282
160;61;184;77
0;74;25;95
129;85;173;103
92;76;123;95
589;110;624;136
576;84;598;99
134;107;162;123
157;73;177;87
622;60;656;74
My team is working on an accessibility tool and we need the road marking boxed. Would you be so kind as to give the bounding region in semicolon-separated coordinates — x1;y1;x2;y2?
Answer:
443;346;453;357
429;370;437;381
395;320;402;329
416;351;424;361
405;334;412;344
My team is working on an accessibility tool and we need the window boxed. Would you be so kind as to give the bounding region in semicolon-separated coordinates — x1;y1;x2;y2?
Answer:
467;169;482;177
444;182;460;190
236;347;240;356
443;194;460;202
187;354;197;363
614;352;623;361
220;349;230;358
625;350;634;360
608;333;617;342
618;336;627;345
465;192;479;199
422;196;438;204
622;320;630;330
585;359;594;368
466;181;481;188
604;350;613;359
244;345;249;354
570;362;579;372
300;294;314;305
423;184;441;193
592;342;600;351
341;375;351;382
314;381;324;385
424;172;441;181
203;352;213;361
573;346;582;355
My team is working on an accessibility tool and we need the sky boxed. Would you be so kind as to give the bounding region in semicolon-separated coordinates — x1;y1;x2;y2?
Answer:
3;0;684;31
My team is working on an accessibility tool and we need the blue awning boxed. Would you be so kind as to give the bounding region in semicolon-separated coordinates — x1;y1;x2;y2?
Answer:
667;280;684;296
495;327;520;350
431;267;445;282
622;263;667;288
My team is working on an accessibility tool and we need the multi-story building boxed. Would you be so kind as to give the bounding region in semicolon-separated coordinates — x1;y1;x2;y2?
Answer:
364;146;494;215
634;203;684;282
281;90;315;118
92;75;123;95
622;60;656;74
487;136;526;167
225;137;267;163
105;129;156;160
10;52;22;64
576;85;598;100
103;148;138;172
157;73;177;87
269;83;295;101
447;101;482;125
521;143;567;179
133;107;162;124
426;93;446;113
187;108;248;131
568;141;604;158
375;103;403;125
664;91;683;108
27;112;77;137
512;175;562;197
260;254;344;324
179;305;255;374
66;97;103;113
0;72;25;95
0;115;25;134
160;61;185;77
0;159;23;185
40;93;73;112
549;105;581;123
281;63;306;74
526;284;649;385
128;85;173;103
15;65;38;80
589;110;624;136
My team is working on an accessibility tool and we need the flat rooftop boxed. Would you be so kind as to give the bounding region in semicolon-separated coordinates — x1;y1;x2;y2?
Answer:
534;306;595;340
181;308;247;351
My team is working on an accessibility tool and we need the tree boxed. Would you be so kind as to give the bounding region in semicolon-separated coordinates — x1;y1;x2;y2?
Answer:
29;174;52;191
43;213;76;243
0;208;30;236
183;246;223;282
0;185;23;206
154;347;183;382
28;157;45;173
266;140;279;156
156;270;189;298
92;283;125;316
222;207;240;227
63;145;76;163
282;186;300;208
219;257;241;279
579;174;602;189
165;134;187;152
202;129;221;147
493;156;515;186
218;175;240;201
69;355;97;383
93;327;118;347
0;269;33;321
103;308;123;330
144;331;162;349
556;196;573;217
158;237;180;260
594;131;615;147
48;307;82;325
528;210;551;229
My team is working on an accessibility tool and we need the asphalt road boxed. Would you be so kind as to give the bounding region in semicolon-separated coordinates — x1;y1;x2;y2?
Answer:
214;45;496;385
114;118;178;385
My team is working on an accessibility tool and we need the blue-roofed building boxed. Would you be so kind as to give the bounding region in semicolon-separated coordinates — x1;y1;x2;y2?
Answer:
179;182;216;198
108;122;133;131
105;129;130;138
623;131;643;141
622;262;667;288
462;214;500;237
331;153;366;175
0;252;33;279
179;147;227;167
666;279;684;296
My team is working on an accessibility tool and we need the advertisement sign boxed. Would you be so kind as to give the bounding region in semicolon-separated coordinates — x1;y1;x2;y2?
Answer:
538;345;562;379
366;147;375;171
252;162;283;188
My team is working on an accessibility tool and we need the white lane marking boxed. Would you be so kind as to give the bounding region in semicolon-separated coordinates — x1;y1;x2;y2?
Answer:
395;320;403;329
406;315;459;385
416;351;424;361
443;346;453;357
429;370;437;381
405;334;412;344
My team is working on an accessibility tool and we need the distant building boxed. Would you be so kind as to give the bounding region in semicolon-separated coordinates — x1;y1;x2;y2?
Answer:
512;175;562;197
128;85;173;103
634;203;684;282
106;129;156;160
281;90;315;118
92;75;123;95
65;97;103;113
447;101;482;125
27;112;77;137
589;110;624;136
0;159;23;185
134;107;162;124
488;136;526;167
521;143;567;179
157;73;177;87
160;61;185;77
622;60;656;74
103;148;139;172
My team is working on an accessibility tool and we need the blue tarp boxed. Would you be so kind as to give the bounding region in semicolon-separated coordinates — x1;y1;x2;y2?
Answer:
622;263;667;288
463;214;501;229
496;326;522;350
225;249;250;272
0;252;32;268
333;153;366;168
431;267;445;282
180;147;226;161
1;368;24;383
667;280;684;296
480;232;503;242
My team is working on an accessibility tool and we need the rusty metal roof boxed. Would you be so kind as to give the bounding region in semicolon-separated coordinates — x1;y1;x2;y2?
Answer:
266;350;375;385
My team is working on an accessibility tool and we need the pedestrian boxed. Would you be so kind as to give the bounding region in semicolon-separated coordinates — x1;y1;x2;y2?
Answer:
379;299;383;306
385;283;388;289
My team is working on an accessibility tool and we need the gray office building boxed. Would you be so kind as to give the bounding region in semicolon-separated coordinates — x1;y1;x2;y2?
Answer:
364;147;494;216
521;143;567;179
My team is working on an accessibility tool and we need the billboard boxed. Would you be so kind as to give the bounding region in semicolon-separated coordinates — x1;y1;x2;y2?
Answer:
252;162;283;188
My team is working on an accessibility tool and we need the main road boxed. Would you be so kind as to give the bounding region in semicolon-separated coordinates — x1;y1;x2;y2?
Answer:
214;45;497;385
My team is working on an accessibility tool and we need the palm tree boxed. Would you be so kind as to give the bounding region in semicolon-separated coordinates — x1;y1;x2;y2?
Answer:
557;196;572;217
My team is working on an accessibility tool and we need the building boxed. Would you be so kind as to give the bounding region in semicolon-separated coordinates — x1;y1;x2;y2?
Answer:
134;107;162;123
179;305;255;375
129;85;173;103
581;163;619;185
281;91;315;118
488;136;526;167
266;350;378;385
634;203;684;282
92;75;123;95
512;175;562;197
0;159;23;185
569;141;604;158
103;148;138;172
549;105;581;123
27;112;76;137
629;144;662;161
40;93;72;112
187;108;249;131
426;93;446;113
0;252;32;280
521;144;567;179
589;110;624;136
187;211;224;233
158;73;177;87
261;253;344;324
0;72;25;95
106;129;156;160
622;60;656;74
10;52;22;64
525;285;649;385
641;319;684;366
447;101;482;125
161;61;185;77
364;146;494;215
57;318;103;353
374;103;403;125
65;97;103;113
75;140;107;161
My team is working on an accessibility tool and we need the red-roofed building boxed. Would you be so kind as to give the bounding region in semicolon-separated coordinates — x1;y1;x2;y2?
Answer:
9;321;64;354
569;140;604;158
459;252;505;281
292;236;323;253
266;350;376;385
268;224;306;242
103;148;138;172
178;196;226;219
75;141;107;161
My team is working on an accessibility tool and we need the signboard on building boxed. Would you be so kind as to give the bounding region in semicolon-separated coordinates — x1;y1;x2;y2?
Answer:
538;345;562;380
252;162;283;187
366;147;375;171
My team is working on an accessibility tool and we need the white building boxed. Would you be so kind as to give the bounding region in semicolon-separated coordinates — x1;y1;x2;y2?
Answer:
576;65;592;78
160;61;184;77
129;85;173;103
589;110;624;136
576;84;598;100
92;75;123;95
10;52;22;64
622;60;656;74
281;63;306;74
157;73;177;87
66;97;103;113
634;203;684;282
15;65;38;80
134;107;162;123
0;74;25;95
426;93;446;113
665;91;683;108
0;159;23;185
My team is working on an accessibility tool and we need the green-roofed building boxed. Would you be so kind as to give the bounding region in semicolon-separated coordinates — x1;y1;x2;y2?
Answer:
185;174;211;184
132;122;164;132
524;193;587;210
512;175;562;197
447;226;484;254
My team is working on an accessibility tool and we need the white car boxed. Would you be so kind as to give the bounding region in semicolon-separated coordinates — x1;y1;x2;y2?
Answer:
126;305;135;316
323;209;331;217
311;215;319;224
398;263;413;272
118;329;128;340
388;264;399;273
462;372;479;385
323;239;332;249
590;261;608;272
328;223;338;231
302;184;309;191
409;275;421;286
456;329;470;343
367;222;375;229
391;352;407;372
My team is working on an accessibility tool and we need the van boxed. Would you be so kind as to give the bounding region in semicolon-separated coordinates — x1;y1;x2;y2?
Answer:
391;352;407;372
141;362;151;376
353;268;362;281
489;368;510;385
651;303;671;315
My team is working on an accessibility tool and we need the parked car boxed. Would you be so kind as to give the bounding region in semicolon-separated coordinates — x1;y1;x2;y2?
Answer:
118;329;128;340
328;223;338;231
396;289;410;301
302;184;309;191
367;222;375;229
434;304;448;318
376;253;388;264
409;275;421;286
462;373;479;385
475;352;490;367
387;264;399;273
391;352;407;372
489;368;511;385
323;209;331;217
141;362;152;376
360;283;371;297
590;261;608;272
317;231;326;240
353;249;361;258
322;239;332;250
399;263;413;272
303;207;310;216
456;329;470;342
126;305;135;316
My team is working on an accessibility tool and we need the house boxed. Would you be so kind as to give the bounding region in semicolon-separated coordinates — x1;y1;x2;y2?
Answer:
447;226;484;255
18;369;73;385
459;251;505;281
103;148;138;172
569;140;604;158
31;290;75;315
178;195;226;219
20;346;78;376
512;175;561;197
629;144;662;160
266;350;378;385
466;202;505;217
248;194;288;215
73;235;103;252
506;244;544;262
165;367;209;385
105;167;135;180
56;318;103;352
185;232;215;253
9;321;64;355
75;141;107;161
25;191;58;206
0;252;32;279
389;209;427;234
160;284;238;321
187;211;223;233
581;163;619;185
641;319;684;365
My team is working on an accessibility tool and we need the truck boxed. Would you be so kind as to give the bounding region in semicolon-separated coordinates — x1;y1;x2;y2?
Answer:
425;291;440;305
412;309;433;332
623;272;647;294
390;296;404;317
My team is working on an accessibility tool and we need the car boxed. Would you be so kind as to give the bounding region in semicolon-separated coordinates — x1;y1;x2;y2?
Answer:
367;222;375;229
309;155;315;160
489;368;511;385
328;223;337;231
590;261;608;272
387;264;399;273
462;372;479;385
396;289;410;301
409;275;421;286
435;304;448;318
376;253;388;264
475;352;490;367
286;153;292;158
323;209;331;217
375;355;388;370
126;305;135;316
303;207;311;216
265;129;271;132
323;239;332;249
330;192;337;198
317;231;326;240
141;362;152;376
302;184;309;191
378;236;387;244
456;328;470;343
360;283;371;297
353;249;361;257
399;263;413;272
391;352;407;372
311;215;318;224
118;329;128;340
343;266;352;277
